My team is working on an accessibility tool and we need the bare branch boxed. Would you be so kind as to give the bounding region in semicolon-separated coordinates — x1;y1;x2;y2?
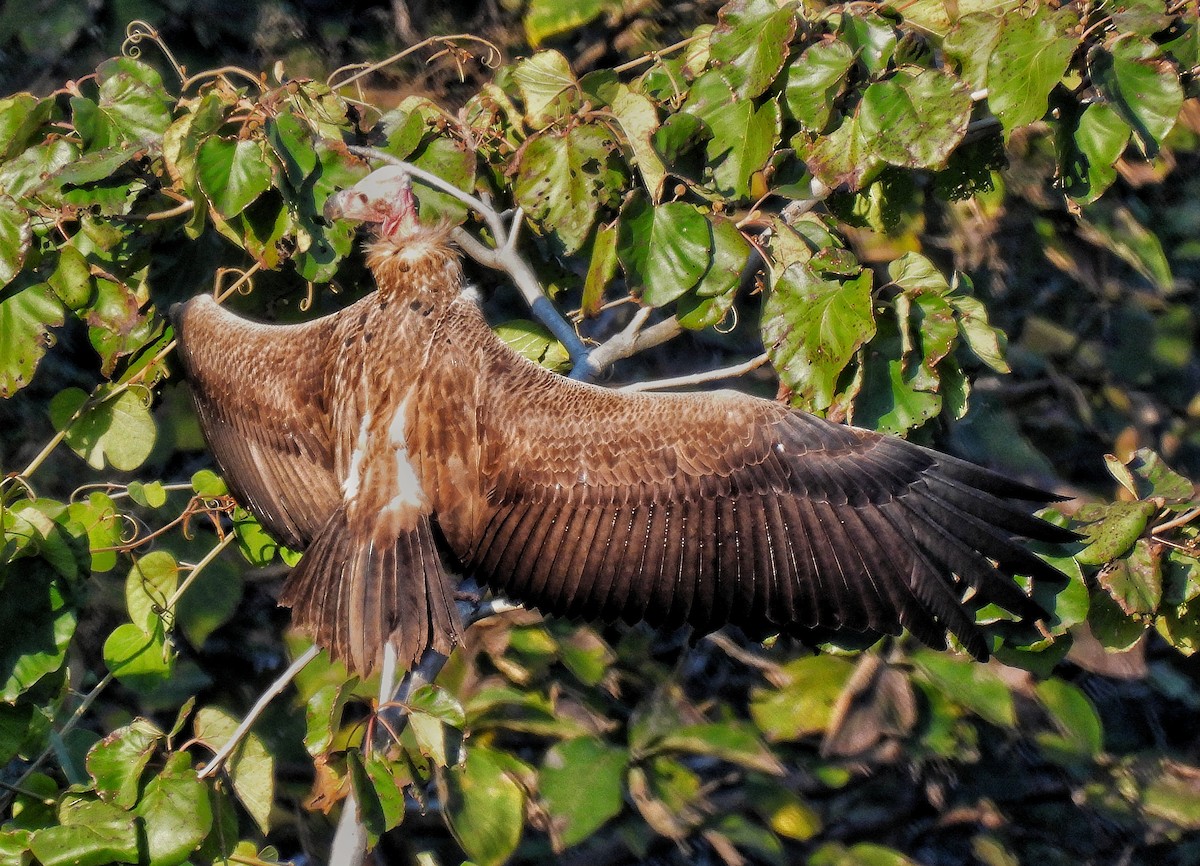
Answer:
620;352;771;392
583;314;685;376
198;645;320;779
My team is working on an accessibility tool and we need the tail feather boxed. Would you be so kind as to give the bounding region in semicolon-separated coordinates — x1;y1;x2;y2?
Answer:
280;506;462;675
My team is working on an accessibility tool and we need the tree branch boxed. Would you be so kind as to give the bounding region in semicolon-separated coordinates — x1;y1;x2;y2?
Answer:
619;352;770;392
198;645;320;779
345;146;593;371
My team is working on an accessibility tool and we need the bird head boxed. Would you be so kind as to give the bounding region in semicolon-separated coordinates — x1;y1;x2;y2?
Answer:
325;165;462;301
324;166;420;240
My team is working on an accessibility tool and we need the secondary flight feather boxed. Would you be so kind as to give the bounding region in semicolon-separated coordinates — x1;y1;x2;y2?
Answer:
172;165;1074;676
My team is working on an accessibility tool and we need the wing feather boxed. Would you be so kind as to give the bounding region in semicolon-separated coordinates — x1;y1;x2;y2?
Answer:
452;345;1071;659
173;295;340;548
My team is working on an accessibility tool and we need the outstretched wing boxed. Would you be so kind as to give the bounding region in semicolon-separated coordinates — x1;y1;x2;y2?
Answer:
462;350;1073;659
173;294;341;549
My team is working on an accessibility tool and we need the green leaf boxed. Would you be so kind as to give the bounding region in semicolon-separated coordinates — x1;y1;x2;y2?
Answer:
1142;761;1200;830
556;626;615;686
440;746;526;866
749;656;856;741
839;12;897;75
193;707;274;834
125;551;179;632
0;563;75;702
581;220;619;317
0;194;30;287
1090;36;1184;155
804;114;881;190
0;92;54;160
540;738;628;848
611;85;666;202
356;752;408;839
1089;586;1145;652
191;469;228;497
137;751;213;866
619;198;712;305
28;798;139;866
408;135;476;225
407;684;466;767
0;138;78;203
684;72;780;199
49;387;157;472
513;50;578;125
913;651;1015;727
1098;539;1161;616
232;507;285;566
810;841;921;866
888;252;950;295
1126;449;1195;502
1060;102;1131;204
86;718;162;809
266;111;318;188
1076;500;1156;566
0;702;33;765
692;216;751;298
84;277;157;378
657;721;784;774
748;780;822;841
859;68;971;169
1035;678;1102;767
709;2;796;98
494;320;570;372
515;124;622;254
127;480;167;509
987;5;1077;133
785;41;855;131
75;58;172;148
762;265;874;412
103;622;174;691
943;12;1002;91
951;293;1011;373
524;0;613;45
0;283;64;398
197;137;275;219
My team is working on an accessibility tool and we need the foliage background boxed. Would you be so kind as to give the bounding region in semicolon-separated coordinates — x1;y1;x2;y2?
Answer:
1;1;1199;865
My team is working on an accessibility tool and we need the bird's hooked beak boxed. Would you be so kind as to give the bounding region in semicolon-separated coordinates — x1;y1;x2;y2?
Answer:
323;166;418;239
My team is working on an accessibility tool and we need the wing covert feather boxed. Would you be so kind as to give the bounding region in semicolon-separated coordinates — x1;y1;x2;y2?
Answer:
173;294;340;549
460;350;1073;658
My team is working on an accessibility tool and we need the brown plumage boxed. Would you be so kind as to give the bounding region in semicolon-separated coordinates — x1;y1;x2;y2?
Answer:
173;167;1074;676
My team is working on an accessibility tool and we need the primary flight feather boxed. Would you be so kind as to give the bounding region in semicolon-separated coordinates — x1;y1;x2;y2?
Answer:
172;166;1073;676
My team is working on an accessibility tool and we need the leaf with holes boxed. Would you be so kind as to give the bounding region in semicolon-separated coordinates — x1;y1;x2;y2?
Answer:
762;264;874;412
516;124;623;254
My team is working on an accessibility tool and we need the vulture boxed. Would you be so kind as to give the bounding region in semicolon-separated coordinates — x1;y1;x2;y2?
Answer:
172;166;1073;676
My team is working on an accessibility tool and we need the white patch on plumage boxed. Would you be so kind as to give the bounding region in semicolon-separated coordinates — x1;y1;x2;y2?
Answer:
342;410;372;501
385;391;428;512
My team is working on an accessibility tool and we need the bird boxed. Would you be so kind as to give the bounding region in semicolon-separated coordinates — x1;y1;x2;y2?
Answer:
171;165;1075;677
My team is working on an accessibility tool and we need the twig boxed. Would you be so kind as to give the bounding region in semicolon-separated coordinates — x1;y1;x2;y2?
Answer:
166;533;236;610
620;352;770;392
346;147;594;372
328;35;501;91
198;645;320;779
0;673;114;814
1153;505;1200;536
